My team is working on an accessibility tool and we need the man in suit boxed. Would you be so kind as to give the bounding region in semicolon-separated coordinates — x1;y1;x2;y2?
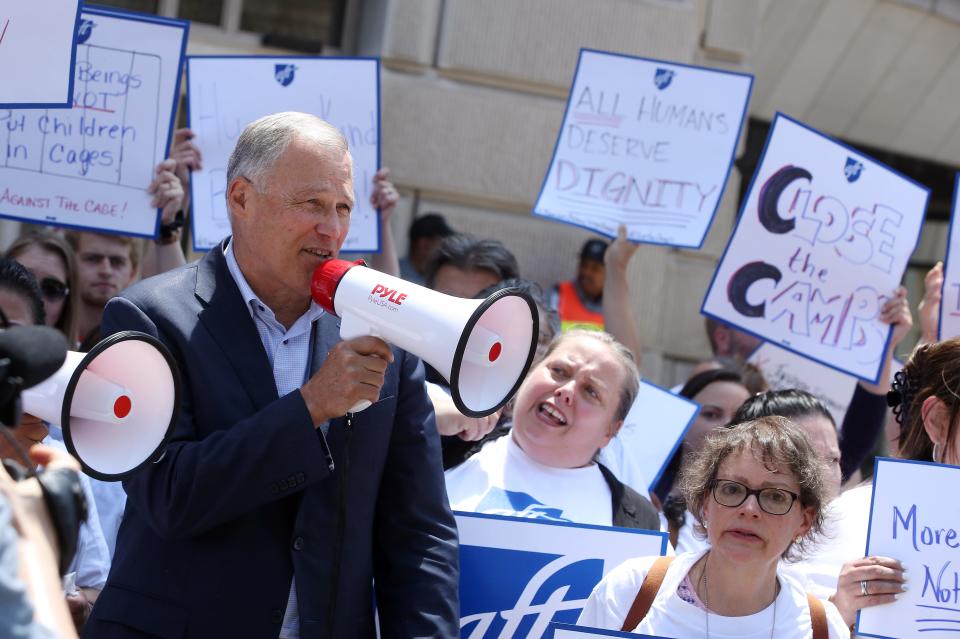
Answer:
84;112;460;638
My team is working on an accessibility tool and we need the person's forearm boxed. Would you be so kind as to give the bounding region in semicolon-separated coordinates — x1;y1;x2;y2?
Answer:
141;240;186;280
602;270;642;365
367;219;400;277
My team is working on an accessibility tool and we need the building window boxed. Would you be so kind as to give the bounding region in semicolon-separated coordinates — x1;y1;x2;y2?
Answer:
241;0;338;52
91;0;160;13
178;0;222;26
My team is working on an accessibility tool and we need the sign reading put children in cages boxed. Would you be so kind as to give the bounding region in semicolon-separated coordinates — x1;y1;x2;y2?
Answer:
701;113;928;383
533;48;752;249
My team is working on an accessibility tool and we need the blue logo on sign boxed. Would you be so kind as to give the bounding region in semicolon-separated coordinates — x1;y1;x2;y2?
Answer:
275;64;297;87
460;545;604;638
474;488;572;522
844;157;864;183
654;68;675;90
77;19;95;44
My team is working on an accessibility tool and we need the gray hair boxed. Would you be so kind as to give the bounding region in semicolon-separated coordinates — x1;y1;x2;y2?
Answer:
226;112;349;187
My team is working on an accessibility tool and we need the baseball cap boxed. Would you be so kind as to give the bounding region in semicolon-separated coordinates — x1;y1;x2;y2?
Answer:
579;238;609;263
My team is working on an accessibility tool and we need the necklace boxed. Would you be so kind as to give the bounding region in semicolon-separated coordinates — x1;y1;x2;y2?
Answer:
700;554;778;639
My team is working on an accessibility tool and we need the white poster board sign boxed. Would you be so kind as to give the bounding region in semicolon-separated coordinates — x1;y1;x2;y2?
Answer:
858;457;960;638
748;341;857;426
457;511;667;639
599;380;700;493
0;7;188;237
939;173;960;340
186;56;380;252
533;48;752;248
0;0;82;108
551;623;667;639
702;113;928;383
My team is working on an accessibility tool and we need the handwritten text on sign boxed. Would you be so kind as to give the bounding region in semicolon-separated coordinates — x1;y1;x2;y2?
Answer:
0;0;81;107
0;8;187;236
534;49;752;248
859;458;960;638
186;56;379;252
456;512;666;639
939;173;960;340
702;114;927;383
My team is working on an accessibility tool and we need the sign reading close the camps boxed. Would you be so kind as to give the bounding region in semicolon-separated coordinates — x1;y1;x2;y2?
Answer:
0;7;188;237
939;173;960;340
186;56;380;252
456;511;667;639
701;113;928;383
857;458;960;639
599;380;700;493
533;48;752;248
0;0;82;108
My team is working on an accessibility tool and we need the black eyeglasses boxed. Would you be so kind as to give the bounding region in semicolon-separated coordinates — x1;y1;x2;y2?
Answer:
710;479;800;516
39;277;69;302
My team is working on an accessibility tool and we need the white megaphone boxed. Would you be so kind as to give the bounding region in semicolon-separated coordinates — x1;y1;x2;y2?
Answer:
21;331;180;481
312;260;539;417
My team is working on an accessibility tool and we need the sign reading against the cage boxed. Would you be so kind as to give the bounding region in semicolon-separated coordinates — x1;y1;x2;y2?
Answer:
456;511;667;639
748;341;857;425
599;380;700;493
857;458;960;638
939;173;960;340
0;7;188;237
186;56;380;252
0;0;82;108
533;48;752;248
702;114;927;383
550;623;667;639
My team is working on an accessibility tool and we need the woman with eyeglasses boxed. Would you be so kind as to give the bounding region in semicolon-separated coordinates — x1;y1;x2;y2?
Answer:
5;229;79;345
579;416;849;638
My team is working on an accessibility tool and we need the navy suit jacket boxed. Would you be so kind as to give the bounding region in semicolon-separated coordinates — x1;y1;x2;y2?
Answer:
83;244;459;639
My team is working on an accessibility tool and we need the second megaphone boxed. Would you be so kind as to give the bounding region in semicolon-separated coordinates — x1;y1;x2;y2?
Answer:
21;331;181;481
312;260;539;417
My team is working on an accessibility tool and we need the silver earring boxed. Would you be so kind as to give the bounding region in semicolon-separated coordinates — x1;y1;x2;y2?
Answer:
933;443;943;463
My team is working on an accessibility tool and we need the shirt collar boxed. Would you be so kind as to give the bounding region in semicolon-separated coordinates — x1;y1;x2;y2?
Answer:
223;239;325;328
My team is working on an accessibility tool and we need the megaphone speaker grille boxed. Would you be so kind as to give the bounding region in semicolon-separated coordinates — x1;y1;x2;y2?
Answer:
450;288;538;417
63;331;180;481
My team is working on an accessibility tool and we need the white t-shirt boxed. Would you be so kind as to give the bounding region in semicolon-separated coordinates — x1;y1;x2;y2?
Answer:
579;550;850;638
786;484;873;599
444;433;613;526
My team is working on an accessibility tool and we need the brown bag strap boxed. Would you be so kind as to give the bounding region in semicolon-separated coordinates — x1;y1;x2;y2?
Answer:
621;556;675;632
807;593;828;639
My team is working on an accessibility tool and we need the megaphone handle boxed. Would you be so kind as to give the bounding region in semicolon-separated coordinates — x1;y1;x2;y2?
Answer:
348;399;372;413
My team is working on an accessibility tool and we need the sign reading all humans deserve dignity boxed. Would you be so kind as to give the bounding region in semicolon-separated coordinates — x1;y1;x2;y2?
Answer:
533;48;752;248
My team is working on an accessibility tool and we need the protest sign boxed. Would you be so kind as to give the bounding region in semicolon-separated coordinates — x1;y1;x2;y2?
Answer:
748;341;857;425
551;624;667;639
456;511;667;639
0;7;188;237
0;0;82;108
701;113;928;383
857;457;960;638
599;379;700;493
939;173;960;340
533;48;752;248
186;56;380;252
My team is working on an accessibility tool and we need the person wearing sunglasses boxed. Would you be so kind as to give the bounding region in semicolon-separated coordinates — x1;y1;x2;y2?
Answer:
5;230;80;346
579;416;849;638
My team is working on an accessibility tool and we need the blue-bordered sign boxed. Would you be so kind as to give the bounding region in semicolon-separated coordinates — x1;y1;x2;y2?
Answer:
0;6;188;238
701;113;928;384
550;623;667;639
599;379;700;494
938;173;960;340
533;48;753;249
185;56;381;253
0;1;83;108
857;457;960;638
457;511;667;639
